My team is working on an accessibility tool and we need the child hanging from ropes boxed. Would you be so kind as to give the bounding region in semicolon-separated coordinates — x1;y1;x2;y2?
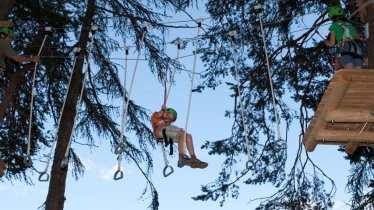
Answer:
151;105;208;169
0;27;40;75
324;6;365;69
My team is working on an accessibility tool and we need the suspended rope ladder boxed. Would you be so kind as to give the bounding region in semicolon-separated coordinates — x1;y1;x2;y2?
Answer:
24;27;52;167
229;30;256;170
113;23;148;180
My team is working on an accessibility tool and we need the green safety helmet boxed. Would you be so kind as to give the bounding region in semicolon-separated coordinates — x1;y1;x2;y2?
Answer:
166;108;177;121
328;6;344;19
0;27;14;38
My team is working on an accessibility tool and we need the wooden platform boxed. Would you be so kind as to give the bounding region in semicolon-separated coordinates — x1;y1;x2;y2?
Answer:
303;69;374;154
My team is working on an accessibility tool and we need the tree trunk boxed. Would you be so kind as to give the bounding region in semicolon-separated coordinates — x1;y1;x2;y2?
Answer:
0;0;14;21
44;1;95;209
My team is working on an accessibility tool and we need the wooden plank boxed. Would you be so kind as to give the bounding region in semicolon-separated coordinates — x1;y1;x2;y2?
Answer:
326;110;374;122
316;129;374;142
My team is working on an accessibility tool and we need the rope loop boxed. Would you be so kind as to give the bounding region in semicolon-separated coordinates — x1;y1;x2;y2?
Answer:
246;159;256;170
113;170;124;180
23;155;33;167
38;172;50;182
114;143;125;155
163;165;174;177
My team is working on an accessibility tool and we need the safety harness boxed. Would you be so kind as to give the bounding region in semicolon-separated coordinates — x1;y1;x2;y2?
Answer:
337;22;363;59
161;128;174;155
152;116;174;156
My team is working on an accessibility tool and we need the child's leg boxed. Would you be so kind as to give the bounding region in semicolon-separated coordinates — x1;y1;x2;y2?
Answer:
176;130;195;158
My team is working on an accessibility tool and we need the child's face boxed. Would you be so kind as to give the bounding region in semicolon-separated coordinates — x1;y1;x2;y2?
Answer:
166;112;175;122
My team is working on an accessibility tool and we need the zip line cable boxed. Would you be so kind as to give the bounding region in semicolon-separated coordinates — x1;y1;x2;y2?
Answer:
37;48;81;182
255;4;283;143
182;19;202;155
113;46;130;180
113;24;148;180
60;26;98;169
24;28;51;167
229;30;256;170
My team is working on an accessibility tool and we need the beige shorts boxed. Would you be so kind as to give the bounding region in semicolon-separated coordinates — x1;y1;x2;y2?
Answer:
156;125;182;143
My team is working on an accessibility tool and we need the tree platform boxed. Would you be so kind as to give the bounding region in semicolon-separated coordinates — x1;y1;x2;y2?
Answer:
303;69;374;154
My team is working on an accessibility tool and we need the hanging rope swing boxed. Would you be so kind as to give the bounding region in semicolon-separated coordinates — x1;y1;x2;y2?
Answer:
229;30;256;170
24;27;52;167
255;4;284;145
37;47;82;182
182;18;202;156
113;45;130;181
113;23;148;180
160;38;182;177
60;26;98;169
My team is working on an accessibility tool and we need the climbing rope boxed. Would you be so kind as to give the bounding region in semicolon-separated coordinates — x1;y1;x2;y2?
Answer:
229;30;256;170
113;46;129;180
113;24;148;180
60;26;98;169
38;47;81;181
255;5;283;143
24;27;52;167
158;39;181;177
182;19;202;151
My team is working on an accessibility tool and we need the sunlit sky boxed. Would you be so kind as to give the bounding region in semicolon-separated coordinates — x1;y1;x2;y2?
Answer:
1;2;352;210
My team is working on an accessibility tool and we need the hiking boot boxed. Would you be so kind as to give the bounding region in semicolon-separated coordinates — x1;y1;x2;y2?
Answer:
189;158;208;169
177;155;191;168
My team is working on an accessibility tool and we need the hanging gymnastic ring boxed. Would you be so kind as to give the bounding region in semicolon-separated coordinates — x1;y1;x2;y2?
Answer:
114;143;125;155
38;172;50;182
113;170;124;180
246;160;256;170
23;155;33;167
60;157;69;169
163;165;174;177
275;138;287;150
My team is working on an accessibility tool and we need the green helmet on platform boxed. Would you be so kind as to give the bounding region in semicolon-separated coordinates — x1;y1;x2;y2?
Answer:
328;6;344;19
0;27;14;38
166;108;177;121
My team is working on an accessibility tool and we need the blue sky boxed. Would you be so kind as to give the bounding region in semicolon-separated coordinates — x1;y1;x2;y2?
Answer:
0;2;353;210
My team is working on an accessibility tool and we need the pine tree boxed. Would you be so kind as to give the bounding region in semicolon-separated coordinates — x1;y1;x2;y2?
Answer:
192;0;373;209
0;0;193;209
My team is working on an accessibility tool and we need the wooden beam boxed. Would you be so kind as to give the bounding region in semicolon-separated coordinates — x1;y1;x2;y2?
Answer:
316;129;374;142
326;110;374;122
0;20;13;28
304;72;352;152
345;143;359;154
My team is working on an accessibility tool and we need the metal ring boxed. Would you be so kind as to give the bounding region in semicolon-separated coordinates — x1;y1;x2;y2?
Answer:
60;157;69;169
113;170;124;180
163;165;174;177
246;160;256;170
38;172;50;182
114;143;125;155
23;155;33;167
